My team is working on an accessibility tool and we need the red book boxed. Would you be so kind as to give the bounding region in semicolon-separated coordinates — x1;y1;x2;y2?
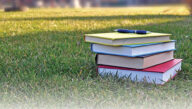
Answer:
98;59;182;85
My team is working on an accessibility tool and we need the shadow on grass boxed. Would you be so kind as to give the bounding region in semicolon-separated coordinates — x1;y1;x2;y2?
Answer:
0;15;191;80
0;14;190;22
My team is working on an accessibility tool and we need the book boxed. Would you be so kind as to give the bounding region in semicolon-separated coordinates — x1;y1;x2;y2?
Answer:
96;51;174;69
85;32;171;46
91;41;175;57
98;59;182;85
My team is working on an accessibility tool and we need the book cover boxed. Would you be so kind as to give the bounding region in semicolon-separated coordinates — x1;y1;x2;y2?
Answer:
85;32;171;46
98;59;182;84
98;59;182;73
91;40;176;57
96;51;174;69
85;32;171;40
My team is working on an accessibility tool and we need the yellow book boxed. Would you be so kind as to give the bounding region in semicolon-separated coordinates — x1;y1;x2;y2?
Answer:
85;32;171;46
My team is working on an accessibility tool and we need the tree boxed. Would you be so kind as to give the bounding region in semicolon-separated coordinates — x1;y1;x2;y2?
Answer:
4;0;28;12
184;0;192;15
50;0;56;7
70;0;81;8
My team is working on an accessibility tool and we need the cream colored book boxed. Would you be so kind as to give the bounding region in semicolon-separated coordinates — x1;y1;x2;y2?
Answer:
85;32;171;46
96;51;174;69
98;59;182;85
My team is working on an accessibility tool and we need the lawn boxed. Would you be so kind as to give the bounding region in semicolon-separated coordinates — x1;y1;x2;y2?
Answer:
0;5;192;109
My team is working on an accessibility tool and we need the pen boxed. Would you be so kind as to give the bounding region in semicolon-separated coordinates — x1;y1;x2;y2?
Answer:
114;29;151;34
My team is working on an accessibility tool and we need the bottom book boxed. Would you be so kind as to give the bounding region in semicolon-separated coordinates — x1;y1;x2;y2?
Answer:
98;59;182;85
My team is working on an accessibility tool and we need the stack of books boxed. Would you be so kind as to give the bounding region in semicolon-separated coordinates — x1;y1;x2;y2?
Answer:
85;31;182;85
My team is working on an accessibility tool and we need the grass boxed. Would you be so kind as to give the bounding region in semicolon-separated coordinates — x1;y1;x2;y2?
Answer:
0;5;192;108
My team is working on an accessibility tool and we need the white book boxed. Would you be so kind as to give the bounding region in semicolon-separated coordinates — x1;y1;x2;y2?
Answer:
91;41;175;57
98;59;182;85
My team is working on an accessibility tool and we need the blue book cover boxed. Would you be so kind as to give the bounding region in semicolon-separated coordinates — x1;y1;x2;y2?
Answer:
91;40;176;57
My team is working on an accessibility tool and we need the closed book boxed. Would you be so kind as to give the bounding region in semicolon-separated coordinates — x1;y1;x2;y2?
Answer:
91;41;175;57
96;51;174;69
98;59;182;85
85;32;171;46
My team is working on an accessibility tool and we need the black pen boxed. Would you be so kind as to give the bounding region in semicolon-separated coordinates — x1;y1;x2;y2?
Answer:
114;29;151;34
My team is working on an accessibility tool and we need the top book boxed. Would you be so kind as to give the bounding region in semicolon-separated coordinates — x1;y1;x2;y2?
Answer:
85;32;171;46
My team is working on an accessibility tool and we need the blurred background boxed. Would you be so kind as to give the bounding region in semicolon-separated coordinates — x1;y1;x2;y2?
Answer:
0;0;183;8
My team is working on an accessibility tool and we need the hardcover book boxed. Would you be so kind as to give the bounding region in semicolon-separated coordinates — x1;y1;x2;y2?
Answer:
91;41;175;57
85;32;171;46
96;51;174;69
98;59;182;85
